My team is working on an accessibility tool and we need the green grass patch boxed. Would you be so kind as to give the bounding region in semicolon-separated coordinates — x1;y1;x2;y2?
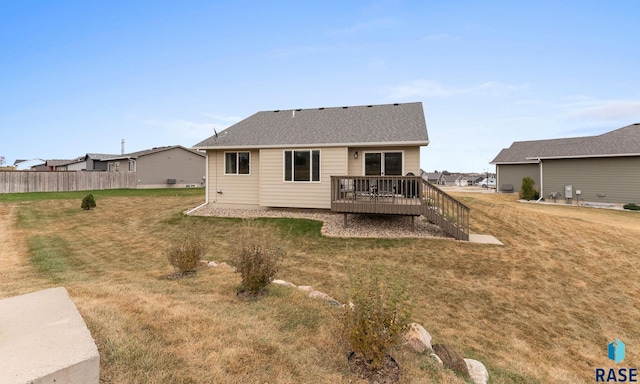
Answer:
28;235;76;281
256;217;324;238
0;187;204;203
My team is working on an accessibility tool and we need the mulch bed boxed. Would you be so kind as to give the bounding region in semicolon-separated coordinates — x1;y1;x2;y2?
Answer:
347;352;400;384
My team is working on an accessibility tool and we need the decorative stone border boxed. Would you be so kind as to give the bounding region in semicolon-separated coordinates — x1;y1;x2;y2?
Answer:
203;260;489;384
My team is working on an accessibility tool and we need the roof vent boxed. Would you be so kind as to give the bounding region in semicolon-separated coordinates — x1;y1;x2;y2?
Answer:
319;107;324;110
367;105;372;107
296;109;301;111
342;106;348;109
393;103;399;106
274;110;280;113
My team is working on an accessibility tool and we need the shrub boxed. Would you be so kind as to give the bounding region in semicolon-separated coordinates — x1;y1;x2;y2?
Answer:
81;194;96;210
520;177;539;200
342;265;412;371
166;230;207;276
623;203;640;211
233;222;285;295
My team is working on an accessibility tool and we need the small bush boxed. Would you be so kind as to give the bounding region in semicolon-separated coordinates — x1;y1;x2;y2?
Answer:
166;230;207;276
81;194;96;210
233;222;285;295
520;177;539;200
342;265;412;371
623;203;640;211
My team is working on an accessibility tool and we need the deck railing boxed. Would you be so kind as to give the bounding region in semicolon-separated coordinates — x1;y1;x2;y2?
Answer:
420;178;470;240
330;175;424;215
330;176;470;240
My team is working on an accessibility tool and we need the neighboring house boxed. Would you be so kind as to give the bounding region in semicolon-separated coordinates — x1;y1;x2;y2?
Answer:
421;170;447;185
193;102;430;210
490;123;640;204
13;159;45;170
98;146;206;188
441;173;462;186
454;175;470;186
52;158;85;171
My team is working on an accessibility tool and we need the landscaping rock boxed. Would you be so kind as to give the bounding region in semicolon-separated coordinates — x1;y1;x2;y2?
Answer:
432;344;469;377
297;285;314;292
431;352;443;365
207;261;218;267
308;290;336;302
464;359;489;384
217;262;236;271
272;279;297;288
403;323;432;352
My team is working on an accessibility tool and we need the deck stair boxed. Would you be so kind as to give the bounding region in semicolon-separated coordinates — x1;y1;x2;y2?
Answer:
330;176;470;240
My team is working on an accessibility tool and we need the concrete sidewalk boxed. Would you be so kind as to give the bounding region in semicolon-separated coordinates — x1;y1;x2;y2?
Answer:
0;287;100;384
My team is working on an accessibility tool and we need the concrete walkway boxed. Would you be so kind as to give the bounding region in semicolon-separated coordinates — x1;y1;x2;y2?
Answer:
468;234;504;245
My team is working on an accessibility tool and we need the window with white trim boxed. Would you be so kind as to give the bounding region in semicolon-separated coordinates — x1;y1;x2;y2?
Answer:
225;152;250;175
284;150;320;182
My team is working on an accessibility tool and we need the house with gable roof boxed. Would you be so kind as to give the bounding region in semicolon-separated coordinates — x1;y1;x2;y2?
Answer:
491;123;640;204
99;145;206;188
193;102;471;240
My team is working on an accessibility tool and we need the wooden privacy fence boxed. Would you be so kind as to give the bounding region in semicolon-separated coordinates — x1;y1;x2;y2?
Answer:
0;171;137;193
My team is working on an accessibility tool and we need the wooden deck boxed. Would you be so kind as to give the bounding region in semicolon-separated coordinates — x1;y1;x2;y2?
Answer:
330;176;470;240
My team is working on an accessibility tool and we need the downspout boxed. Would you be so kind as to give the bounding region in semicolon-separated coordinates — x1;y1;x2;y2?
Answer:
536;158;544;203
185;150;209;215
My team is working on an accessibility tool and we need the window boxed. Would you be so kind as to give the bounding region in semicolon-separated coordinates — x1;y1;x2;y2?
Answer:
364;151;403;176
225;152;250;175
284;150;320;182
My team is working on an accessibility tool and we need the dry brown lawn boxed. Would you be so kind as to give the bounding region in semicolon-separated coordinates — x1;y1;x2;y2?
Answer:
1;190;639;383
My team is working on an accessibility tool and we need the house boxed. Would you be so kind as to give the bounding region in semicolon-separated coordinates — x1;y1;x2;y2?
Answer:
193;102;472;240
54;154;120;171
421;170;447;185
193;102;433;209
490;123;640;204
99;146;206;188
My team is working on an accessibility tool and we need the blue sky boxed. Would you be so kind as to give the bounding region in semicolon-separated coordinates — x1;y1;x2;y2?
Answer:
2;1;639;173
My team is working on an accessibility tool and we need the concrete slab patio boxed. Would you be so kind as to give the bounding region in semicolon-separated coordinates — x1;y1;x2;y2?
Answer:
468;234;504;245
0;287;100;384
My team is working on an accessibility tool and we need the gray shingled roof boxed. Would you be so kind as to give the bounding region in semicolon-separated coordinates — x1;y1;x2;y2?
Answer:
102;145;205;161
193;102;429;149
491;123;640;164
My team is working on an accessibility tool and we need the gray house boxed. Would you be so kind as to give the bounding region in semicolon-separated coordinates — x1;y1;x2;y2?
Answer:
491;123;640;204
100;146;206;188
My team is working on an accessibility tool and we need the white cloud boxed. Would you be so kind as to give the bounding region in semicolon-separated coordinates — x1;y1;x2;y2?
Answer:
331;18;397;35
386;79;528;100
423;33;460;41
564;99;640;122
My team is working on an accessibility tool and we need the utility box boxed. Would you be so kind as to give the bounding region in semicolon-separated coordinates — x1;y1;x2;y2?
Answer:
565;185;573;199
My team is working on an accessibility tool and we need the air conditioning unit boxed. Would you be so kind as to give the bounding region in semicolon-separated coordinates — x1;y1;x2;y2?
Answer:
186;184;196;188
167;178;176;184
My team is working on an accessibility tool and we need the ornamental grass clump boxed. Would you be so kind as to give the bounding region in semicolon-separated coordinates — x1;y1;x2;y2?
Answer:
166;229;207;277
233;222;285;296
342;264;413;372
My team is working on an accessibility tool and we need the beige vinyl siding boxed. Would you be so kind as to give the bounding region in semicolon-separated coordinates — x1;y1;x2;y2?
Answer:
496;163;540;192
206;150;260;206
542;157;640;204
260;147;347;209
347;146;421;176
